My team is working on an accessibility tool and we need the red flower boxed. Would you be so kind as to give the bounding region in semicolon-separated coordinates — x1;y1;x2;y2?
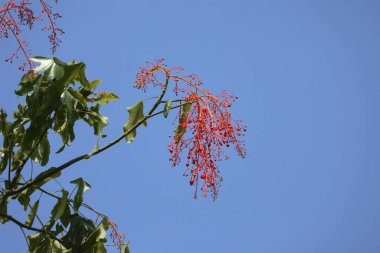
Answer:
109;220;126;250
135;59;246;199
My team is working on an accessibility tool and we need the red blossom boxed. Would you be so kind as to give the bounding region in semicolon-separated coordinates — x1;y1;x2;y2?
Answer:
135;59;246;199
0;0;63;70
109;220;126;250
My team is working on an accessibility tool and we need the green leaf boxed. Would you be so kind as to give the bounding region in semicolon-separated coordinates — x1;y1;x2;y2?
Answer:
123;101;146;143
84;109;109;136
33;167;61;188
51;190;68;221
31;57;65;80
28;233;70;253
27;232;44;252
70;178;91;213
174;102;191;143
39;133;51;166
88;80;102;90
15;73;38;96
55;90;81;152
0;198;8;224
67;88;87;107
59;202;72;228
163;100;172;118
88;92;119;104
61;90;79;124
18;188;31;211
0;110;9;175
25;200;40;227
61;214;96;251
72;63;90;88
122;241;131;253
0;148;9;176
80;216;109;252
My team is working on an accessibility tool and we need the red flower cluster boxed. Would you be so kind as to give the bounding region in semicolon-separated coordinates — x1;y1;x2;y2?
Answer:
0;0;63;70
109;220;126;250
135;59;246;199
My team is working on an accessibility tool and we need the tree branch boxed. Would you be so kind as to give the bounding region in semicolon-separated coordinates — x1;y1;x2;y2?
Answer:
3;85;185;199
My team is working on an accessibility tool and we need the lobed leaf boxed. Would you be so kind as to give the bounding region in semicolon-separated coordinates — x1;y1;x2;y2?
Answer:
123;101;147;143
25;200;40;227
70;178;91;213
51;190;69;221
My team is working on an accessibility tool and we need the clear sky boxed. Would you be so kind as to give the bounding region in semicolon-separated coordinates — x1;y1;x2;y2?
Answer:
1;0;380;252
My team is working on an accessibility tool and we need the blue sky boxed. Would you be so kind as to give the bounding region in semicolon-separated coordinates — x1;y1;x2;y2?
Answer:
1;0;380;252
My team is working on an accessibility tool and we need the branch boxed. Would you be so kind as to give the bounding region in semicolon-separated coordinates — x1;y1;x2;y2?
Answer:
147;76;169;116
4;85;185;199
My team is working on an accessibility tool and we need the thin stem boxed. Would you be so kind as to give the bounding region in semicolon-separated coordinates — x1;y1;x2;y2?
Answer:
147;76;169;116
68;185;78;200
160;99;184;104
142;96;159;102
19;227;30;249
0;15;33;69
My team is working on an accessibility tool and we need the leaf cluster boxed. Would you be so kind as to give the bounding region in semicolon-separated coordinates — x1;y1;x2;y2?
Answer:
0;57;131;252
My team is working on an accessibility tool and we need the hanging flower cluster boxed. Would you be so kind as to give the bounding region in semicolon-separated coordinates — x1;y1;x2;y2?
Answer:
109;220;126;250
0;0;63;70
135;59;246;199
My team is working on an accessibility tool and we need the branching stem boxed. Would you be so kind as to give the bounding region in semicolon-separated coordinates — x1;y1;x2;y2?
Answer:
2;82;184;200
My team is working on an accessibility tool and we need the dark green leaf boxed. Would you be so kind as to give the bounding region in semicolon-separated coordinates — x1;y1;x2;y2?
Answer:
28;233;70;253
27;232;44;252
84;110;109;136
61;214;96;251
0;110;9;175
88;92;119;104
51;190;68;221
25;200;40;227
122;241;131;253
15;74;37;96
81;216;109;251
70;178;91;213
67;88;87;107
0;198;8;224
39;133;50;166
18;188;31;211
59;202;72;228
